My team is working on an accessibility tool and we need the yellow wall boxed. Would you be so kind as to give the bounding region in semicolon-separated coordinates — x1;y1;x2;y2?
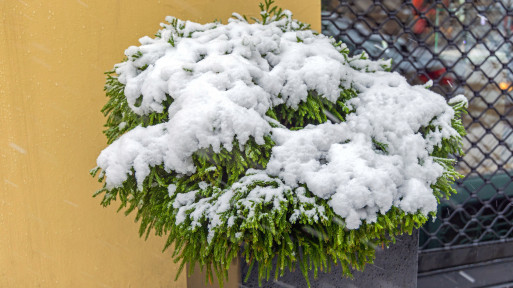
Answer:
0;0;319;287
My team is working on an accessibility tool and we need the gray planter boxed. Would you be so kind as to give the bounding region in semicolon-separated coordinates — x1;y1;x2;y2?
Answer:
241;230;419;288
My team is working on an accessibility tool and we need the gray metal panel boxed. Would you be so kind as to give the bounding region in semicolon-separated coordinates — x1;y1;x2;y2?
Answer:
418;257;513;288
419;240;513;272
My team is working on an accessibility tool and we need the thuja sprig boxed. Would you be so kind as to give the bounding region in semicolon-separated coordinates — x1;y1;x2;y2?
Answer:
101;71;173;144
232;0;311;32
91;1;467;287
266;87;357;130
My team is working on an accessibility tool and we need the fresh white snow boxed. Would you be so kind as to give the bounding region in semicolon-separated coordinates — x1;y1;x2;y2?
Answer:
96;12;467;234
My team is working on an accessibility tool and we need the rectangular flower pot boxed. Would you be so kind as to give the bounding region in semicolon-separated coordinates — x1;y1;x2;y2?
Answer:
241;230;419;288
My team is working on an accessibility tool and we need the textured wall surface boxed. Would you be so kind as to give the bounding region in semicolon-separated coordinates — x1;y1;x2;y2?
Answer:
242;231;419;288
0;1;319;287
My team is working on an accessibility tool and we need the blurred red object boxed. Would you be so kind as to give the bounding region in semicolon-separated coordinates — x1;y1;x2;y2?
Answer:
412;0;448;34
419;67;454;86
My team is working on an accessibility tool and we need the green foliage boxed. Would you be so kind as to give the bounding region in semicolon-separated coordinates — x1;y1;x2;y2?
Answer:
422;99;467;203
101;71;173;144
91;1;467;287
267;88;357;130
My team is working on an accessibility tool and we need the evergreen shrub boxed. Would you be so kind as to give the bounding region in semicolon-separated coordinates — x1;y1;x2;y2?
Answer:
91;1;467;286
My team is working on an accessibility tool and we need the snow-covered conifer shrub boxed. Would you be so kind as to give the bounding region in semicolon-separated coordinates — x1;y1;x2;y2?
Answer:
91;1;467;286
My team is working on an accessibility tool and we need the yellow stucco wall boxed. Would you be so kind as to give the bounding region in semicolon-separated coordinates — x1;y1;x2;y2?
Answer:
0;0;319;287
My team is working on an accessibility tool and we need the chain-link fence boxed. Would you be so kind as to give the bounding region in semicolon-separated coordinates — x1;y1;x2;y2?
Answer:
322;0;513;271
